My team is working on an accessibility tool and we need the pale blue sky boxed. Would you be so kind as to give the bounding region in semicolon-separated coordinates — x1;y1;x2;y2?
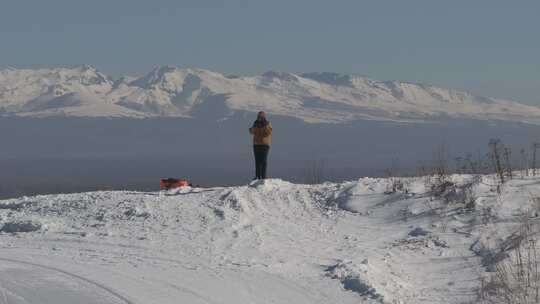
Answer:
1;0;539;104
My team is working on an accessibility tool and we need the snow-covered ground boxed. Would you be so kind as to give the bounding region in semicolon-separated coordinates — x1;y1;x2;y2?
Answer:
1;175;538;303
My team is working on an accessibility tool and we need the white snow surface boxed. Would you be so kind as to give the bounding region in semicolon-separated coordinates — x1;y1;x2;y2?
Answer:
1;175;538;303
2;65;540;123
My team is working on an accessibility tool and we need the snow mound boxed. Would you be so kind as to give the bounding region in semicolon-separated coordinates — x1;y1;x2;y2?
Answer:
325;260;383;301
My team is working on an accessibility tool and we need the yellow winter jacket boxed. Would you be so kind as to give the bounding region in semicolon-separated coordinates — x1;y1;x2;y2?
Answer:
249;122;272;146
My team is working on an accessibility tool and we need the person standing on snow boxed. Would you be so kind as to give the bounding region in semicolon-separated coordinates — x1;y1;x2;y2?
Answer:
249;111;272;180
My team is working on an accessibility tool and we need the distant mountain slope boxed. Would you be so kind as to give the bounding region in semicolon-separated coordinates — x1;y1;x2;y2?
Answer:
1;65;540;124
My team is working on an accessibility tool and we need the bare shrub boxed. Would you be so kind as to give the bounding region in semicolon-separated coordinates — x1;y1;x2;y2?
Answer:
304;159;325;184
504;147;514;180
433;142;451;185
462;177;480;211
530;195;540;218
479;215;540;304
383;159;413;194
421;143;453;196
532;143;540;177
424;176;480;232
488;138;506;185
471;152;489;175
384;167;404;194
417;165;435;191
455;151;490;176
455;156;466;175
521;148;530;179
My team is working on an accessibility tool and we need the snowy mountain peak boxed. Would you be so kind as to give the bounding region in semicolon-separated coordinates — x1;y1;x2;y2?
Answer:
0;65;106;83
73;64;98;72
261;71;299;82
301;72;355;87
70;66;112;86
1;65;539;124
131;66;209;90
131;66;180;89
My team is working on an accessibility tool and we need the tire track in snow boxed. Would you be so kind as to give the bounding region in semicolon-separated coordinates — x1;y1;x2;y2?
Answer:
159;280;219;304
0;257;135;304
2;241;225;280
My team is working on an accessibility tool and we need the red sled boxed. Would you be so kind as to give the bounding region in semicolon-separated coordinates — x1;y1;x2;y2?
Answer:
160;178;189;190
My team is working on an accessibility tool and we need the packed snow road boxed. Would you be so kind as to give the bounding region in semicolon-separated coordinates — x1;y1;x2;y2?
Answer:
1;177;537;303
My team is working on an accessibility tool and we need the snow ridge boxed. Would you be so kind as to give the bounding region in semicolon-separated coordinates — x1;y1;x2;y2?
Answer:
1;65;540;124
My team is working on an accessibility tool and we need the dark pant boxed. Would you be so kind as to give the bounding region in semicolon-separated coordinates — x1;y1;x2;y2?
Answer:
253;145;270;179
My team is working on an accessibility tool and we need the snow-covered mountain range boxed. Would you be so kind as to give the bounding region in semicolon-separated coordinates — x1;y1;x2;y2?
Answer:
1;65;539;123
